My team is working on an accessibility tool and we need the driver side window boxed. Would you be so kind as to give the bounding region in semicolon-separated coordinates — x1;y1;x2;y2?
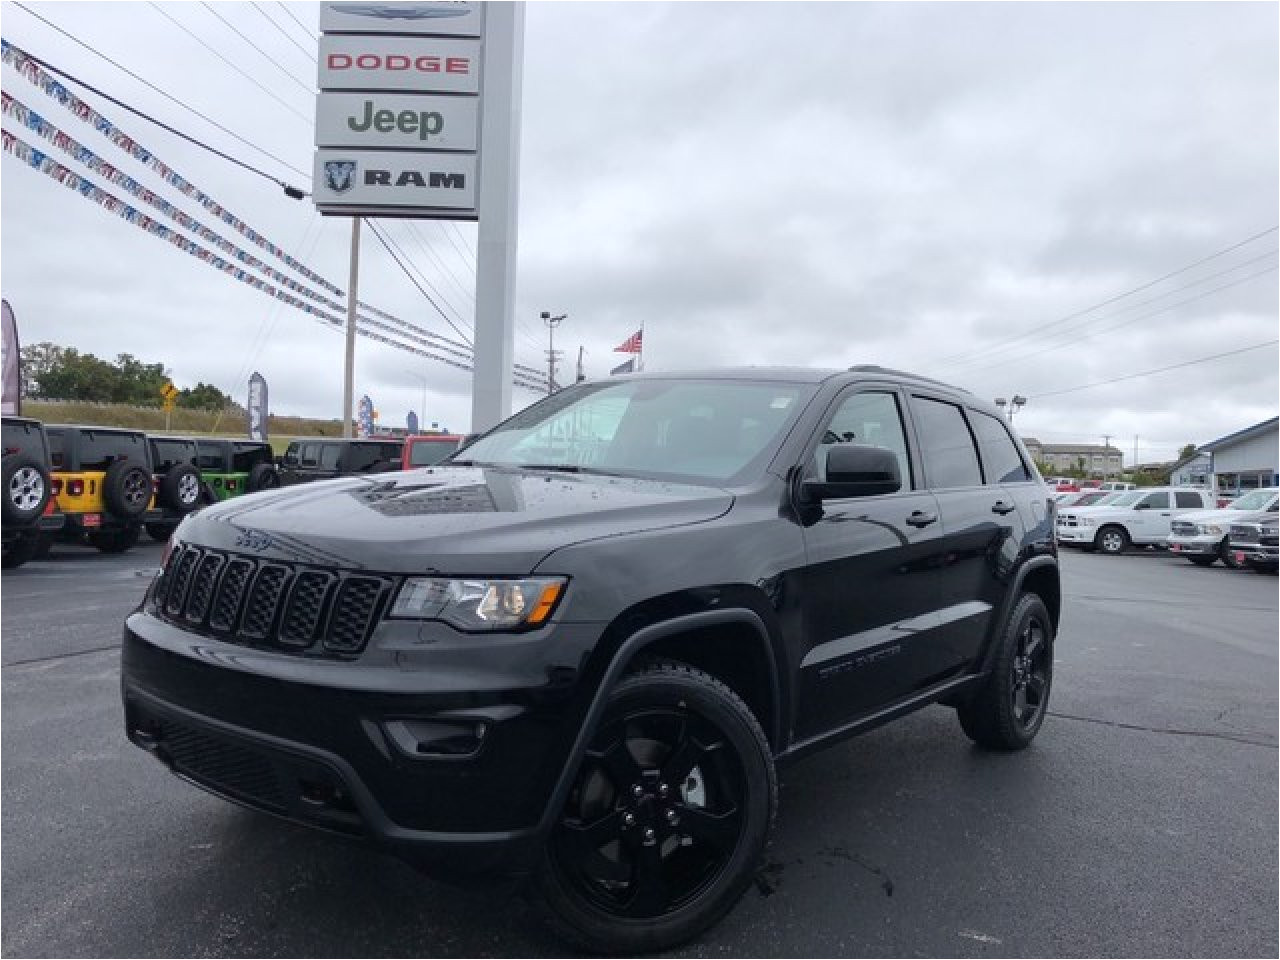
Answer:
814;391;913;489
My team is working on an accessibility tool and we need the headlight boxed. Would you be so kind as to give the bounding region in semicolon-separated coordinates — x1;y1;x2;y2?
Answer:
389;576;567;631
1198;524;1223;536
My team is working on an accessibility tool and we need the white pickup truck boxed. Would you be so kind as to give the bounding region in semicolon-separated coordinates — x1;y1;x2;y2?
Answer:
1056;486;1216;554
1165;487;1279;567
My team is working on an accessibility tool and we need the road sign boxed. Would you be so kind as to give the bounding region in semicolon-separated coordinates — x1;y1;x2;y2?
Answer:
160;381;179;402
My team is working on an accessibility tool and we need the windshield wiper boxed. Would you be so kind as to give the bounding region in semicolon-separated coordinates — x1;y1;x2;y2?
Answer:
517;463;583;473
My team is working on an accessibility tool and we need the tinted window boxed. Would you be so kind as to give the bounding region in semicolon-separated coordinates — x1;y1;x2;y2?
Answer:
150;439;195;470
1174;491;1203;508
78;431;148;470
346;442;400;471
910;397;982;489
814;391;912;490
46;429;66;469
2;420;47;463
300;444;320;467
195;441;227;471
1138;491;1170;509
969;411;1031;483
232;443;271;472
409;437;463;466
320;444;343;469
282;441;302;466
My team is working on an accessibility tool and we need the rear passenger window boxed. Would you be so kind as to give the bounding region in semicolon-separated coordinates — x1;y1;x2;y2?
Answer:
1139;491;1170;509
46;430;65;469
301;444;320;467
320;444;342;469
814;391;913;490
970;411;1031;483
1174;492;1203;508
910;397;982;489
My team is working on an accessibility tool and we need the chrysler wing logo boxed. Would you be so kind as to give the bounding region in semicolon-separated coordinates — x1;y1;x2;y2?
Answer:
324;160;356;193
330;4;468;20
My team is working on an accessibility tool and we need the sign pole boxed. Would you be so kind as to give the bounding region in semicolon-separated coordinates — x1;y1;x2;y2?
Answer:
471;2;524;433
343;217;361;439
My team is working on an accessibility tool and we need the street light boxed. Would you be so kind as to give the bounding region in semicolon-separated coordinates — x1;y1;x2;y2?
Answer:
541;311;566;395
994;395;1026;423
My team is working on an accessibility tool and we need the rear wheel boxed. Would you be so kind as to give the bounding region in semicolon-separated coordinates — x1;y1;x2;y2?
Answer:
957;594;1053;750
2;534;39;569
535;661;776;954
2;454;50;525
1095;525;1130;555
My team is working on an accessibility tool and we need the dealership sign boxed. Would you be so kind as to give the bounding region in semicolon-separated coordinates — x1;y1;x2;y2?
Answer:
313;1;484;218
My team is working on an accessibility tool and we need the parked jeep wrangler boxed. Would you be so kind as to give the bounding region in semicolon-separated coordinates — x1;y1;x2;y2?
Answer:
193;439;279;501
144;436;206;542
2;415;65;568
279;437;404;485
122;367;1059;952
47;424;156;553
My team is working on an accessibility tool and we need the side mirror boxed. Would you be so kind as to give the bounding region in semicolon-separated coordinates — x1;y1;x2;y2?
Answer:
802;444;902;501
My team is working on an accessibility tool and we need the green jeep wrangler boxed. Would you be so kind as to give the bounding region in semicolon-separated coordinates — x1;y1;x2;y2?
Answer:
194;439;279;501
144;436;206;542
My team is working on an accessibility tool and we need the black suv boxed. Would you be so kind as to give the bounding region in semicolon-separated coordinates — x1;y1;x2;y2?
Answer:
2;415;64;568
145;436;206;541
278;437;404;485
122;368;1059;952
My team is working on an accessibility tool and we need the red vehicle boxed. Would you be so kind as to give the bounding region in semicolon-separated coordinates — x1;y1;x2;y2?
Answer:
401;433;467;469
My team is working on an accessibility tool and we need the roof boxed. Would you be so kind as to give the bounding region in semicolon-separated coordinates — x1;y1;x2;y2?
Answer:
1166;450;1211;473
607;366;843;384
1035;443;1122;454
1201;416;1279;452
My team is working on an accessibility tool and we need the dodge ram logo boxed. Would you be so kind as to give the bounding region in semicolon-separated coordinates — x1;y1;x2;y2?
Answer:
324;160;356;193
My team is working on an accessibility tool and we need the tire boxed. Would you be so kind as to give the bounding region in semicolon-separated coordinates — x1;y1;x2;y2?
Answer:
1188;556;1217;567
246;463;280;492
534;660;777;954
1218;539;1243;570
957;593;1054;751
158;464;202;513
1094;525;1130;555
2;453;50;525
145;522;178;542
2;534;39;569
102;461;152;519
1245;559;1279;575
88;525;141;554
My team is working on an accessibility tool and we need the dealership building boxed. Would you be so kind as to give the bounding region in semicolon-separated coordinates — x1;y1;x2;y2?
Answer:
1200;417;1279;493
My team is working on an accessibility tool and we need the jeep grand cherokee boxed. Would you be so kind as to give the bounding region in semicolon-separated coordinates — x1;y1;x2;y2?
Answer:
122;366;1060;952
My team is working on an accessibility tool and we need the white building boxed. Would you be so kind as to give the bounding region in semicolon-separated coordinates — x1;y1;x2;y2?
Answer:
1200;417;1279;493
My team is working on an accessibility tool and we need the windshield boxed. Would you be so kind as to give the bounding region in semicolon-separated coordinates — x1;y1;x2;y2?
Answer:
458;379;814;483
1230;489;1278;511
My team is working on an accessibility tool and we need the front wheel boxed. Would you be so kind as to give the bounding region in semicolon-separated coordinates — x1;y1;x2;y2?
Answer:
535;661;776;954
1095;525;1130;555
957;593;1054;750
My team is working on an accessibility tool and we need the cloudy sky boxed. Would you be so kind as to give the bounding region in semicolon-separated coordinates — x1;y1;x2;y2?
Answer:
1;1;1276;463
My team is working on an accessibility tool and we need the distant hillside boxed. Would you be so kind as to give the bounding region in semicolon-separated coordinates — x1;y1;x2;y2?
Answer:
23;400;344;454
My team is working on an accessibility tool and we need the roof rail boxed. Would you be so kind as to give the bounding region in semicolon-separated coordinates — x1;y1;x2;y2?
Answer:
845;364;973;394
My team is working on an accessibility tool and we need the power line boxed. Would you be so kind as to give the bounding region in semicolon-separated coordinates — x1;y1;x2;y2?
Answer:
199;1;314;97
364;219;475;348
249;2;317;64
146;3;312;125
929;226;1280;368
7;3;308;180
275;1;318;44
1;38;308;195
949;261;1279;376
1029;340;1278;400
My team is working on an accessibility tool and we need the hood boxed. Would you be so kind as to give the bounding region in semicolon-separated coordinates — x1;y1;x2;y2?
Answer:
1177;506;1277;526
175;465;735;575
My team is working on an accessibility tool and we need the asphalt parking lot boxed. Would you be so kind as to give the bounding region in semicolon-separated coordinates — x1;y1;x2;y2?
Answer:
2;544;1276;958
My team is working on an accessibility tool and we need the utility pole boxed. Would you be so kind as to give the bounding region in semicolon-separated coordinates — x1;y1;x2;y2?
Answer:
541;311;565;394
1101;434;1111;479
1133;435;1139;474
575;346;585;383
342;218;361;439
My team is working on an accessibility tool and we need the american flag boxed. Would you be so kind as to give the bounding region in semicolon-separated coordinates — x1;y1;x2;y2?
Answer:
614;329;643;353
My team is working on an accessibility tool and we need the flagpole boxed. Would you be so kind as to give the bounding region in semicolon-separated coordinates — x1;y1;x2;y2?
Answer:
638;319;645;372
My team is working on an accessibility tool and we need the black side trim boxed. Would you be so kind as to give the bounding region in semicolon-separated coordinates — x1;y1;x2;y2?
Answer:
534;608;780;842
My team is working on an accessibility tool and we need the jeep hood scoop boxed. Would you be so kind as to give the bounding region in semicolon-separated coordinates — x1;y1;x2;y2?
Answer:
178;466;735;575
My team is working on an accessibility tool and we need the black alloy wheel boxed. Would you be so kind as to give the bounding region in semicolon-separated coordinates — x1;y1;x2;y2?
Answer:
958;593;1054;750
537;662;775;953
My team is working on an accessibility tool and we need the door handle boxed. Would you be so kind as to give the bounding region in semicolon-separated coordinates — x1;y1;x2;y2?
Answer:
991;500;1017;515
906;510;938;528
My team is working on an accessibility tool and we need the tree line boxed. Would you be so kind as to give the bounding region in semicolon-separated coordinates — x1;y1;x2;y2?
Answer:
19;342;235;412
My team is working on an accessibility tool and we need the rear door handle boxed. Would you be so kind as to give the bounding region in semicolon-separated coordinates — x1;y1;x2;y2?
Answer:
992;500;1017;515
906;510;938;528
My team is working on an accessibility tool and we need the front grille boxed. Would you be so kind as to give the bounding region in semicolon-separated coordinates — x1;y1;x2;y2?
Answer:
1230;523;1259;540
155;713;288;813
1261;531;1279;548
156;545;392;658
1170;521;1198;537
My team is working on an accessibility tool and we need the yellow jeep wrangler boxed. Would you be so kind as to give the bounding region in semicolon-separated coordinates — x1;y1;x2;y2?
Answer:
46;425;159;553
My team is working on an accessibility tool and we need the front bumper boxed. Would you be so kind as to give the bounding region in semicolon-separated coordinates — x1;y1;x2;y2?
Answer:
1055;524;1095;544
121;611;596;880
1165;534;1221;557
1230;542;1279;563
